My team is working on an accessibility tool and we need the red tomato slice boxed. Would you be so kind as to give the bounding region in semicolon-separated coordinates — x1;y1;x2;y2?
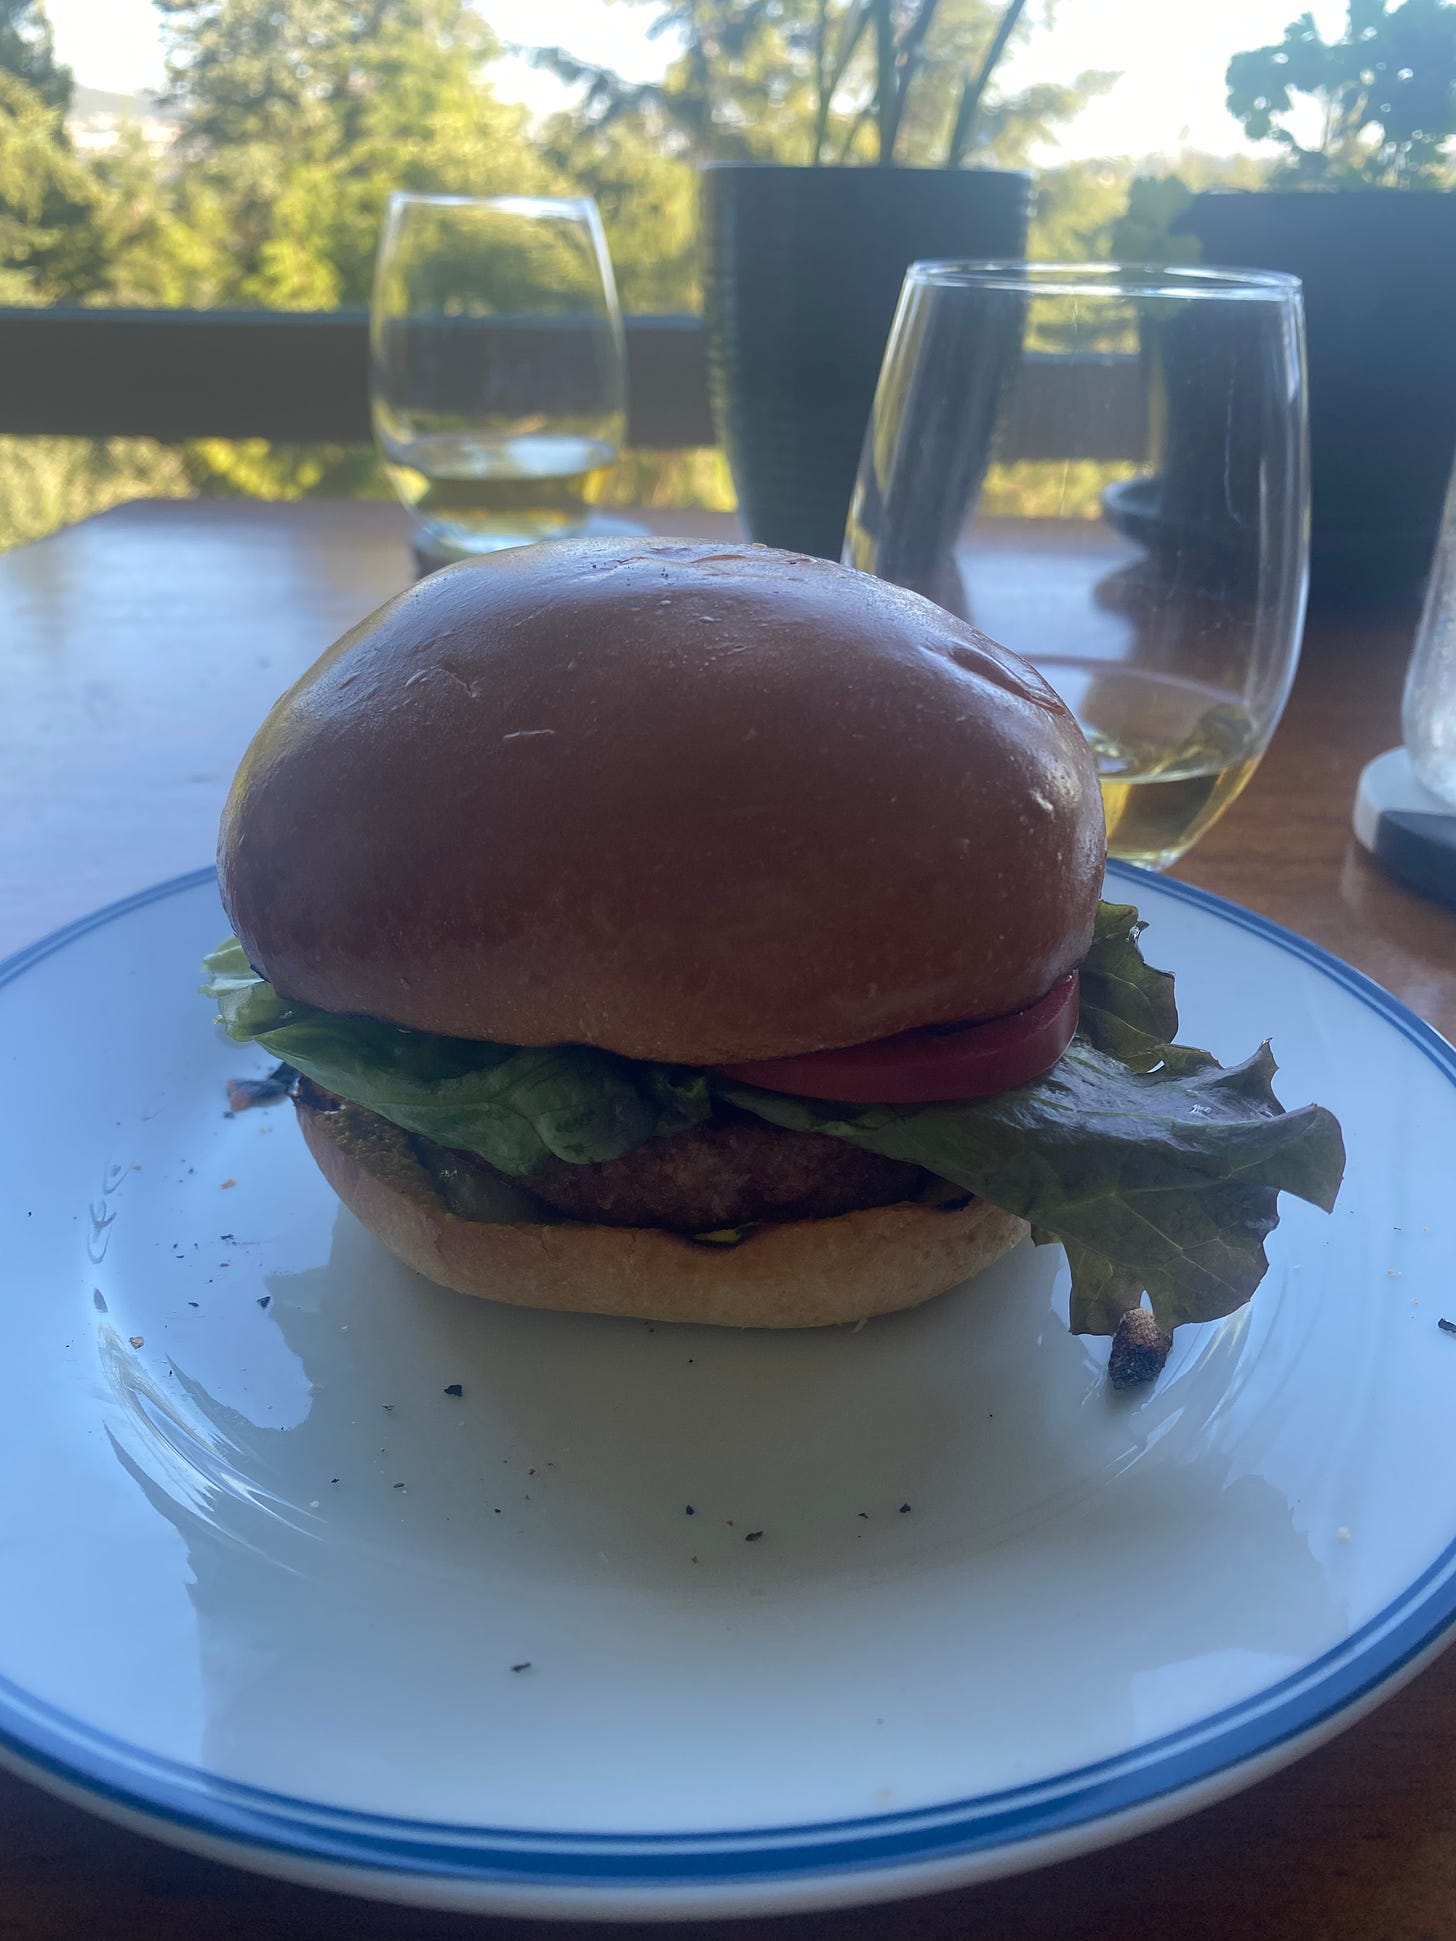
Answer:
713;973;1079;1104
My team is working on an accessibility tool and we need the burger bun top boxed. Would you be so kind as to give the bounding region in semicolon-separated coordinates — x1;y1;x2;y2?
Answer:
219;539;1105;1064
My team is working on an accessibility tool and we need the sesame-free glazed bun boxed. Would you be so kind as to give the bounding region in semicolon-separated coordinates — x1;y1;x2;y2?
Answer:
220;539;1104;1064
296;1090;1030;1329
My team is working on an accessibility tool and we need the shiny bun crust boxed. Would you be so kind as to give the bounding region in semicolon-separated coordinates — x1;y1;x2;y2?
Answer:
220;539;1105;1063
296;1091;1030;1329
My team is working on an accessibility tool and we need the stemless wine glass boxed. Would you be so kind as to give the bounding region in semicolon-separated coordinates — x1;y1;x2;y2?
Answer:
371;193;630;558
846;264;1309;867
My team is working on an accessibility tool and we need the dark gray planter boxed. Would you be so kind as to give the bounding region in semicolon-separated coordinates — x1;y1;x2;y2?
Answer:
1184;190;1456;602
701;164;1030;560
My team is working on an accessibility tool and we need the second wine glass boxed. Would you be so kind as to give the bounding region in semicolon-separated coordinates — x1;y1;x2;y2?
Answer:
846;263;1310;868
372;194;629;558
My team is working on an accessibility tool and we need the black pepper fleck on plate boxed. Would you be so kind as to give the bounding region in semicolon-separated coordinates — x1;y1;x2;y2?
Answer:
745;1530;764;1542
257;1295;271;1309
511;1662;532;1673
443;1383;463;1396
898;1504;912;1515
1440;1318;1456;1336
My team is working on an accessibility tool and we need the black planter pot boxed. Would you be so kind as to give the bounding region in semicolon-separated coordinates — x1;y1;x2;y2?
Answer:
701;164;1030;560
1184;190;1456;603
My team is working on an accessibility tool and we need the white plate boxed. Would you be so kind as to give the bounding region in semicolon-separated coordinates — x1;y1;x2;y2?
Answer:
2;863;1454;1921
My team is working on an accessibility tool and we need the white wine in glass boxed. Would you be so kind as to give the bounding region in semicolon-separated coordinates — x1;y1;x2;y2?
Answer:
372;194;630;558
383;431;620;554
1029;662;1264;870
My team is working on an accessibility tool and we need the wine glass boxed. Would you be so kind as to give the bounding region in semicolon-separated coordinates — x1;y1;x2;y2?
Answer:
371;194;631;559
846;263;1309;867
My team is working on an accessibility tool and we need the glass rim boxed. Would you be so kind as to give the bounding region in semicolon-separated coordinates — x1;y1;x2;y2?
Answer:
385;191;601;220
904;260;1302;301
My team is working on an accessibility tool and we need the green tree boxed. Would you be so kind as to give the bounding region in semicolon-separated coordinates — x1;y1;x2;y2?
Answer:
82;129;235;307
1227;0;1456;186
530;0;1112;171
540;105;699;310
0;0;69;114
533;1;816;163
152;0;554;308
0;68;94;298
855;3;1116;168
1028;158;1137;259
0;7;193;544
0;2;104;302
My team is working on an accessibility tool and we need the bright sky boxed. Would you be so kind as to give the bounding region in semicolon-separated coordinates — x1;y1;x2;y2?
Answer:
45;0;1349;162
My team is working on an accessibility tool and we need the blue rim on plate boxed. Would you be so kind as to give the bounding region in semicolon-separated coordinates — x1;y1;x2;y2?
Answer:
3;861;1456;1892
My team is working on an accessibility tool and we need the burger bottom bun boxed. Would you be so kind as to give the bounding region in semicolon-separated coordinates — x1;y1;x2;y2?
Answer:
296;1092;1030;1330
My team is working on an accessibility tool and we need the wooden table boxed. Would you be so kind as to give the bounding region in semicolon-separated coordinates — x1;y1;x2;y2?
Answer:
1;499;1453;1940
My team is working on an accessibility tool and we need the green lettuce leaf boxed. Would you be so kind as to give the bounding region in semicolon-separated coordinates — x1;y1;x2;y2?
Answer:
201;939;711;1176
717;1039;1344;1335
1078;900;1182;1069
1078;900;1212;1077
1051;1239;1147;1338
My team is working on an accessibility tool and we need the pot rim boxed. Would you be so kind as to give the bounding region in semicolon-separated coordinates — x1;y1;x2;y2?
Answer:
1191;186;1456;202
698;160;1032;181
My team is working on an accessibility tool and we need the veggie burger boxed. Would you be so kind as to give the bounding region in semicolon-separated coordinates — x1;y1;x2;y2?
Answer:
204;539;1343;1342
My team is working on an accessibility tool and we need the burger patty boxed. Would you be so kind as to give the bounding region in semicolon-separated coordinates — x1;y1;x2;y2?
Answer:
420;1106;933;1233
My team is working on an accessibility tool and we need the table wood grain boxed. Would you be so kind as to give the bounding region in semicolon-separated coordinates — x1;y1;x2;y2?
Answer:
2;499;1454;1940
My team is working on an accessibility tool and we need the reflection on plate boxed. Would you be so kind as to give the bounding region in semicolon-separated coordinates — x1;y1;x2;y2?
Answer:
1;864;1454;1919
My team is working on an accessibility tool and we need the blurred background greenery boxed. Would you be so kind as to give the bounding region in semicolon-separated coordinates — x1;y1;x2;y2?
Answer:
0;0;1333;548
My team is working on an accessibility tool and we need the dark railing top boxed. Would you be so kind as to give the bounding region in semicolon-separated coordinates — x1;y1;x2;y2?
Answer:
0;307;715;448
0;306;1142;459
